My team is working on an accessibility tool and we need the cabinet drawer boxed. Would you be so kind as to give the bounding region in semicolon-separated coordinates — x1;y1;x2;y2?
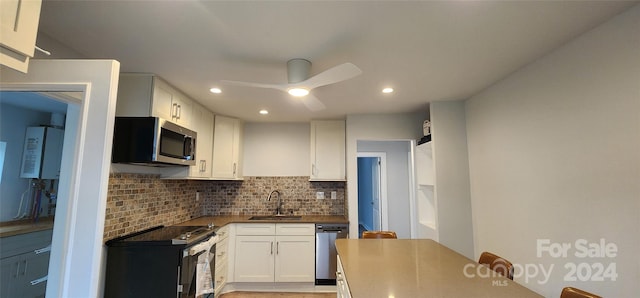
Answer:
275;223;315;236
234;223;275;235
215;237;228;266
216;225;230;240
0;230;53;258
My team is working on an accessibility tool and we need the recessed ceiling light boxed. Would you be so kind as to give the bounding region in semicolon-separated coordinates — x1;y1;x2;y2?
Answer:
259;109;269;115
288;87;309;97
210;87;222;94
382;87;394;94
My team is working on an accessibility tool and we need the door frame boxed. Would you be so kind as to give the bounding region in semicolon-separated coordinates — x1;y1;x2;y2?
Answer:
1;59;120;297
357;152;388;231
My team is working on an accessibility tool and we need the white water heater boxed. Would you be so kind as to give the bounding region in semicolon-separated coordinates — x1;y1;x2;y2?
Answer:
20;126;64;179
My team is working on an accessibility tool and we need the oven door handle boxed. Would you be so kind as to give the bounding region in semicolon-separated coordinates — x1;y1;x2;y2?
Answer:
188;235;218;256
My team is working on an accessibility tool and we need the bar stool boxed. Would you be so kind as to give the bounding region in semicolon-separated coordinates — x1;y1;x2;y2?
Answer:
478;251;514;280
560;287;602;298
362;231;397;239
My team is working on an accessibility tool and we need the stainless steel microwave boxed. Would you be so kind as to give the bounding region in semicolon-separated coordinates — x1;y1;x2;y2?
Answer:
112;117;196;166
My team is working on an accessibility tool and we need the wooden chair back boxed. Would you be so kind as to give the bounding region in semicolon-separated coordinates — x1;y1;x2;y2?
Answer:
362;231;397;239
478;251;514;280
560;287;602;298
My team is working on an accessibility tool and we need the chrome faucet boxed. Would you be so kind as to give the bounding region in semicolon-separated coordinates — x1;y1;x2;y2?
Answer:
267;190;283;216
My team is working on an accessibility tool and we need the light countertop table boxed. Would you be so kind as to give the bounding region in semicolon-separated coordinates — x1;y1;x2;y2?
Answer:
336;239;543;298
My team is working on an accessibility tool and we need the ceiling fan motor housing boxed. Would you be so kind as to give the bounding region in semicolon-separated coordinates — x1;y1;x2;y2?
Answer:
287;58;311;84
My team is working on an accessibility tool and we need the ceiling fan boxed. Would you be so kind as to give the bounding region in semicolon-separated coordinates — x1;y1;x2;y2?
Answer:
220;59;362;111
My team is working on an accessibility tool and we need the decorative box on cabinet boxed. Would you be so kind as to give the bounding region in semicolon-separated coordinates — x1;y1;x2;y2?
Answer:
0;0;42;73
310;120;345;181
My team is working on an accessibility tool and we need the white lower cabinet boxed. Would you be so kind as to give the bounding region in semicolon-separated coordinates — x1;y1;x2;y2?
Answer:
214;225;229;297
336;256;352;298
233;223;315;283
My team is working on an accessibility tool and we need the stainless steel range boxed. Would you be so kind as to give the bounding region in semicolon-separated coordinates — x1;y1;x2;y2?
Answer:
104;225;217;298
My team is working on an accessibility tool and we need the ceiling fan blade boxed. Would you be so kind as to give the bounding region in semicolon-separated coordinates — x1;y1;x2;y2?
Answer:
220;80;288;92
300;93;326;111
302;63;362;90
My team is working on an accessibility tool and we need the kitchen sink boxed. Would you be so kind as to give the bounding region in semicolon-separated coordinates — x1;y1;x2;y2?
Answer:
248;215;303;220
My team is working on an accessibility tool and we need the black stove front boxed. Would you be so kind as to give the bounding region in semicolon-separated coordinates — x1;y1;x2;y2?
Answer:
104;225;216;298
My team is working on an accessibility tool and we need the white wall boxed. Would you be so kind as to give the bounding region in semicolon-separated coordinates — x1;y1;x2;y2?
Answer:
0;104;51;221
358;140;412;238
346;112;424;237
465;5;640;298
430;101;474;258
242;122;310;176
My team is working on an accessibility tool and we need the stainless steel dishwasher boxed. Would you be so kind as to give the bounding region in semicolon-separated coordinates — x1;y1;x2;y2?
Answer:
315;223;349;285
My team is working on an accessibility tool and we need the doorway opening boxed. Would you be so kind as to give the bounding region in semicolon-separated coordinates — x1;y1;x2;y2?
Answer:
357;153;387;237
356;140;415;239
0;91;73;296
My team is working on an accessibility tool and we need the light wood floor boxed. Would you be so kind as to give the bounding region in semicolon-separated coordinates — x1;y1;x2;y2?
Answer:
219;292;335;298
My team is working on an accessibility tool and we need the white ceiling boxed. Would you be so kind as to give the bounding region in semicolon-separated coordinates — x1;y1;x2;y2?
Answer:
37;1;637;122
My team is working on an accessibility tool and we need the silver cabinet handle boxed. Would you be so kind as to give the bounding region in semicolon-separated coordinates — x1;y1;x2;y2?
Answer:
270;241;274;255
172;103;178;118
233;163;237;176
276;242;279;255
34;245;51;254
177;104;182;119
30;275;48;286
21;260;27;276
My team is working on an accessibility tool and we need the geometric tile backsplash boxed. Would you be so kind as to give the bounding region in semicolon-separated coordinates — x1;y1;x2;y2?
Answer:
104;173;346;241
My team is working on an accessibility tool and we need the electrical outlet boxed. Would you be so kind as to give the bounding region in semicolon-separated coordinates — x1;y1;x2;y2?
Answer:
316;192;325;200
331;191;337;200
195;191;200;201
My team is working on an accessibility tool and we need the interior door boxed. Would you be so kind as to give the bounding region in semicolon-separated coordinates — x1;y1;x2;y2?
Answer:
357;155;385;235
371;157;382;231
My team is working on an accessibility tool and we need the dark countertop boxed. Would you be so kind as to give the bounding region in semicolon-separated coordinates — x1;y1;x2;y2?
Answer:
175;215;348;228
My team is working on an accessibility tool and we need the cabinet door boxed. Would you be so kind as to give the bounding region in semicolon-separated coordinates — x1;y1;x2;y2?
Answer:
189;107;213;177
0;251;48;298
212;116;242;179
171;92;192;127
274;235;315;282
151;79;174;121
22;251;49;298
336;256;352;298
310;120;345;181
234;236;274;282
0;0;42;72
0;255;20;297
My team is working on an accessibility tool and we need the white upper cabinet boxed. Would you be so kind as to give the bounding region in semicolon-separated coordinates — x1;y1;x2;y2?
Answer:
188;103;214;178
115;73;193;128
0;0;42;73
310;120;346;181
212;115;243;180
